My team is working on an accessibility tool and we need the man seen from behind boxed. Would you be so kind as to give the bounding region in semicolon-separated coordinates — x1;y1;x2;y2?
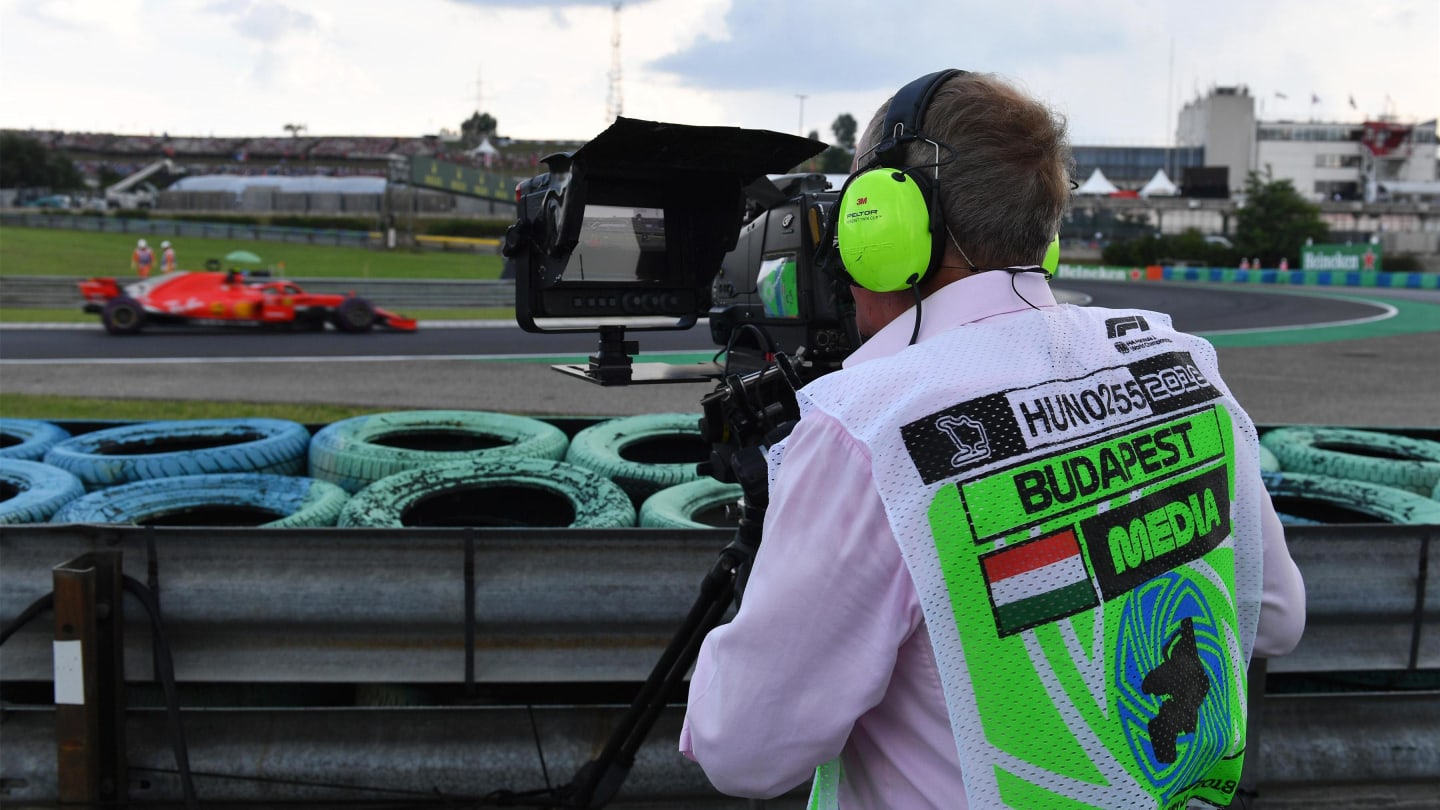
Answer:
681;70;1306;809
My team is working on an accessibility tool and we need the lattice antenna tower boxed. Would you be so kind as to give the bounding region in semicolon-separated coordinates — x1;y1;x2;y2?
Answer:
605;1;623;124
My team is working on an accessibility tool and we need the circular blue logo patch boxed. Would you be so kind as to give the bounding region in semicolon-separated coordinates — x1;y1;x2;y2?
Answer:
1114;571;1233;799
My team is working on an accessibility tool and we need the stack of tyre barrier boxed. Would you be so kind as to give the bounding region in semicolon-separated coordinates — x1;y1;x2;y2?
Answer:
1;412;743;529
7;415;1440;529
1258;426;1440;525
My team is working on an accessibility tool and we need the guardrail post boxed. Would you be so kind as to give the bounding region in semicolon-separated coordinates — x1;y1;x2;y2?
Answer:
52;551;127;805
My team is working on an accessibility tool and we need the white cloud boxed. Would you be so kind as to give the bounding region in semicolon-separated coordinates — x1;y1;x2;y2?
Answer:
0;0;1433;144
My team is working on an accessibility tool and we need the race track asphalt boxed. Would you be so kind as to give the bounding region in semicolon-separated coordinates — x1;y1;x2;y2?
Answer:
3;282;1437;428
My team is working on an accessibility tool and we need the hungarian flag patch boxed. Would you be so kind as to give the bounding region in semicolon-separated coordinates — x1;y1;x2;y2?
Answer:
982;528;1099;636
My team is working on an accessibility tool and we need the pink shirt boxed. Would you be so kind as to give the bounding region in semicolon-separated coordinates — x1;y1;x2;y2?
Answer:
681;272;1307;807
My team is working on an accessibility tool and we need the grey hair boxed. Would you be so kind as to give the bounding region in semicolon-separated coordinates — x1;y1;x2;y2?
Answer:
858;72;1073;269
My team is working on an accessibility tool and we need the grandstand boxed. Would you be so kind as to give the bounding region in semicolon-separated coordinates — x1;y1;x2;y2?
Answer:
0;128;584;188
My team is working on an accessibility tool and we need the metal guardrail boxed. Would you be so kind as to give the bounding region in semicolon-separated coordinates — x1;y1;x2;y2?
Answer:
2;524;1433;683
3;692;1435;808
0;526;727;683
0;523;1435;806
0;275;515;309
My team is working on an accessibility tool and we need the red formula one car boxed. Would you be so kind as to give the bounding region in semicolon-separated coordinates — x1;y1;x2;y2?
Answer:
79;269;417;335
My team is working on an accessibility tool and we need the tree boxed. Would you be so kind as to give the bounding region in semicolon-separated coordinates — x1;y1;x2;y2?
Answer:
283;123;308;138
1233;172;1329;266
830;113;857;151
461;111;498;148
0;132;84;191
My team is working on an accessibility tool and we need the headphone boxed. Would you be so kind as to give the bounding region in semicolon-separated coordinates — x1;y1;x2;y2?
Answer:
834;69;966;293
833;69;1062;292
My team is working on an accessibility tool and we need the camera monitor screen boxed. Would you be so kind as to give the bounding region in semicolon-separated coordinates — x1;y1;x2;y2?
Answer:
567;205;667;283
756;254;801;319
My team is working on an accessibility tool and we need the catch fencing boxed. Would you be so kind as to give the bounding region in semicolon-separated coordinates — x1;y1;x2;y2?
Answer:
1;212;379;247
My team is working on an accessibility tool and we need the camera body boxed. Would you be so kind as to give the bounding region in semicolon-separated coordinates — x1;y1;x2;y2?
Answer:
709;172;858;380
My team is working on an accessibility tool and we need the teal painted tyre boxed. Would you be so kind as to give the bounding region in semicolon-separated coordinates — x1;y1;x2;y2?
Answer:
43;418;311;490
1261;427;1440;497
1257;443;1281;474
0;459;86;524
0;418;72;461
564;413;708;506
639;478;743;529
309;410;569;494
1264;471;1440;525
339;458;634;528
51;473;350;527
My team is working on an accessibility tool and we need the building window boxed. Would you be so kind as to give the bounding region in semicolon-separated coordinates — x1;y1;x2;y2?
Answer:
1315;180;1360;200
1315;154;1362;168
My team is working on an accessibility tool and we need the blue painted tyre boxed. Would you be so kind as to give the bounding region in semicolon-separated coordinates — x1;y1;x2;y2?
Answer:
638;478;743;529
0;459;86;524
564;413;708;506
0;418;72;461
309;410;569;493
51;473;350;528
1261;427;1440;497
1264;471;1440;525
43;418;311;490
339;458;634;528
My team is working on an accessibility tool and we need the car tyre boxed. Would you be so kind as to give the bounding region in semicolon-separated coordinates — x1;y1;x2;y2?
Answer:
0;418;72;461
308;410;570;493
1261;427;1440;497
43;418;311;490
339;458;634;528
638;478;743;529
102;296;146;335
563;413;708;507
1265;471;1440;525
1;459;86;524
51;473;350;528
332;297;378;333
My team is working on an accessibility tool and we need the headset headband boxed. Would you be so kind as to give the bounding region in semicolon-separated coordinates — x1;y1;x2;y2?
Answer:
871;69;967;169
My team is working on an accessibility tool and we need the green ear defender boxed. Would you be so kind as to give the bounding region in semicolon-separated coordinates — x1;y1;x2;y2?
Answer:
837;169;936;292
1042;234;1060;276
834;69;965;293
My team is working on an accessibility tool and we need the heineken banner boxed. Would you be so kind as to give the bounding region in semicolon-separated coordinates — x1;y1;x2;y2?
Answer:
1301;243;1383;272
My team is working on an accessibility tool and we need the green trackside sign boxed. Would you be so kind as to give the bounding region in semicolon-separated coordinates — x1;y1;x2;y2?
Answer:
1301;243;1383;272
409;158;515;201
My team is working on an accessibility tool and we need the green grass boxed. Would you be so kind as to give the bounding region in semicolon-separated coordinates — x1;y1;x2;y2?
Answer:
0;225;505;279
0;392;392;423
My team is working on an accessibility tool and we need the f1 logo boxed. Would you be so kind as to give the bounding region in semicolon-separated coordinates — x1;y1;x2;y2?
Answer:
1106;315;1151;339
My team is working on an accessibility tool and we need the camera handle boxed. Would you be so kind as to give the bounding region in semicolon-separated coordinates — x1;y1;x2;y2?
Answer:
488;446;773;810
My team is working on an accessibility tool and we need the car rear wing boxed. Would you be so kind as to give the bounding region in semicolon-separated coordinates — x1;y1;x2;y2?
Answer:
77;278;122;303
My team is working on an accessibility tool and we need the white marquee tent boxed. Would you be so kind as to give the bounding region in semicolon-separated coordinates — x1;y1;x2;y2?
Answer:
1139;169;1179;197
1075;167;1119;196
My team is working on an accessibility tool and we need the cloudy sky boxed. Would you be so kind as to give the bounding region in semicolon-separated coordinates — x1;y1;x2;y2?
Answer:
1;0;1435;147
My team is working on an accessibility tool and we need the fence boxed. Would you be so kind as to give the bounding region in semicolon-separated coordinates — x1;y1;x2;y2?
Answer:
0;212;378;247
0;522;1435;807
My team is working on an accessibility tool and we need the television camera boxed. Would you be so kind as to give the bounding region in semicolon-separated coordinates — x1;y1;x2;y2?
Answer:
493;119;861;807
